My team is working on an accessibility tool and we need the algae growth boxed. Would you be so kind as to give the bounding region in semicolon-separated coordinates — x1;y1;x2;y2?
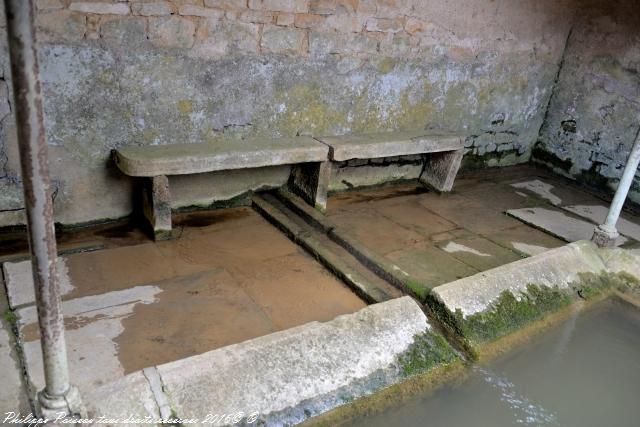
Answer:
398;332;458;378
457;284;572;345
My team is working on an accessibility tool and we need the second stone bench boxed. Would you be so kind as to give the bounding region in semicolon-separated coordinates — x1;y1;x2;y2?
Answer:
292;131;466;212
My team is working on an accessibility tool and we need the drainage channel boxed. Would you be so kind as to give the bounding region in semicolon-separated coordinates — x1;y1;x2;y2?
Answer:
252;190;473;361
252;192;402;305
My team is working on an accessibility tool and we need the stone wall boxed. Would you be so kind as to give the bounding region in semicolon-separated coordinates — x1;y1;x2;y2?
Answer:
0;0;575;227
534;0;640;202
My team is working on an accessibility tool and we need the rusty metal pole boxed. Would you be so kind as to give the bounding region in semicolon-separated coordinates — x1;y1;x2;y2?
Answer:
3;0;83;418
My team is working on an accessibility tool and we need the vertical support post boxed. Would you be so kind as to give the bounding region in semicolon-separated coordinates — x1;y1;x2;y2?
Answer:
592;128;640;247
289;161;333;212
3;0;83;417
143;175;173;240
419;148;464;192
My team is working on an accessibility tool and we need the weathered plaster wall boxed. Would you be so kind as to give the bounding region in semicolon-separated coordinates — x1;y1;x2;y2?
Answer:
534;0;640;202
0;0;575;227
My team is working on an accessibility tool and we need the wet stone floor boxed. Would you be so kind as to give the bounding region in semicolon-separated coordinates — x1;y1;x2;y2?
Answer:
2;165;640;411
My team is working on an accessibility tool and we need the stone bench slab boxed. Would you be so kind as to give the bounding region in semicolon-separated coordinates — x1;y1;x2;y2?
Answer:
316;131;464;162
114;136;329;177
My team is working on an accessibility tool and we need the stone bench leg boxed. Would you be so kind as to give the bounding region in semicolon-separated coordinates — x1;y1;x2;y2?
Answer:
420;149;464;192
289;161;333;212
143;175;172;240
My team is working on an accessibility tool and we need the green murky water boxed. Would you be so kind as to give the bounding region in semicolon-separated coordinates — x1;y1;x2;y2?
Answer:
348;299;640;427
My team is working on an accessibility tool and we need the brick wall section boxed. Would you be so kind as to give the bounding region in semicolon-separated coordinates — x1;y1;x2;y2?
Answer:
33;1;465;56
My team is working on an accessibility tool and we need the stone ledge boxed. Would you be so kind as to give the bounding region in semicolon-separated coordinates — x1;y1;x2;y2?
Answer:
84;297;458;426
428;240;640;355
432;240;606;318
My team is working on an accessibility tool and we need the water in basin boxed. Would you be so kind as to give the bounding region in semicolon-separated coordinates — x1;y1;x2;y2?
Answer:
347;299;640;427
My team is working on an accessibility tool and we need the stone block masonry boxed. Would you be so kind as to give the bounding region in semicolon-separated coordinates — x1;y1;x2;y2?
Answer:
0;0;578;226
533;1;640;204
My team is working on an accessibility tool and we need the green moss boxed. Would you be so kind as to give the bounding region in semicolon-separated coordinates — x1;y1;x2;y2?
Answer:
398;332;458;378
404;278;428;301
572;271;640;300
458;284;572;345
4;309;17;327
531;145;573;172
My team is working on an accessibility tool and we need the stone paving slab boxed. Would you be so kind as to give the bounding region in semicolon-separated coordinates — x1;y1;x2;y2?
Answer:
509;178;601;207
483;224;565;257
84;371;160;425
3;257;74;308
457;181;543;213
114;136;329;177
17;284;164;394
317;131;463;162
562;204;640;241
384;241;479;290
16;264;351;395
0;319;27;414
436;235;523;271
507;207;628;246
7;207;368;400
330;209;426;255
417;193;523;235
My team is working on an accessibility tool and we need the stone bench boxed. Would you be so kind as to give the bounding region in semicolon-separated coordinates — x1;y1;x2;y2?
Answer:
298;131;465;211
113;136;329;240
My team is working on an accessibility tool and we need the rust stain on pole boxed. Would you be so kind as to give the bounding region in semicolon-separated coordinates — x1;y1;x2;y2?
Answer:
3;0;80;415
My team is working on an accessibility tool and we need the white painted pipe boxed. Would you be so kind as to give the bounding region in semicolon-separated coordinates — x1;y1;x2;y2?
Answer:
593;128;640;246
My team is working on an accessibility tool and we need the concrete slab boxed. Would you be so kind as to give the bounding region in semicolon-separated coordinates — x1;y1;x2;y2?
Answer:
3;257;74;308
432;241;605;318
563;204;640;241
114;136;329;177
507;207;628;246
317;131;463;162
